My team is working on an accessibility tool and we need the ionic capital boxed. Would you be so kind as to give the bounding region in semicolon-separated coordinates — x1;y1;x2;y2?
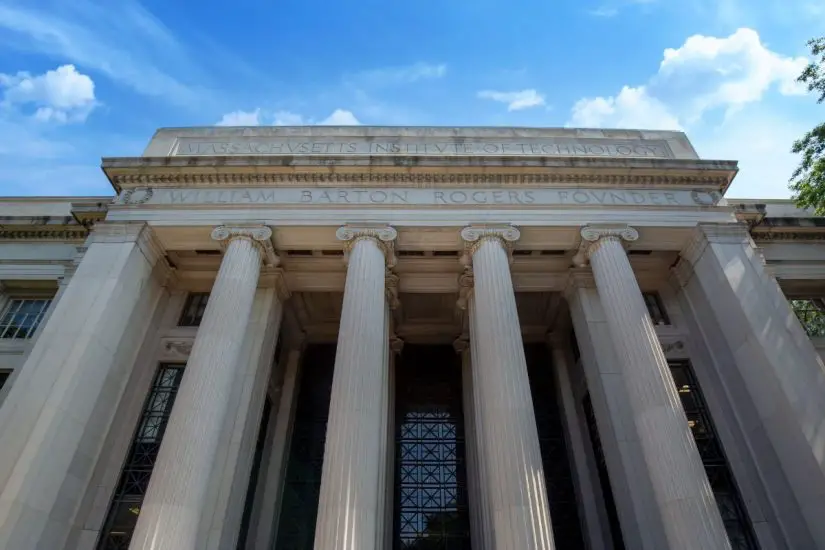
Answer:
460;225;520;267
211;225;279;266
335;225;398;267
573;224;638;266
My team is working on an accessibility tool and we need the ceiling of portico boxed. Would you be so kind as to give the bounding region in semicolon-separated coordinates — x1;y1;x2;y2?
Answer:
290;289;563;344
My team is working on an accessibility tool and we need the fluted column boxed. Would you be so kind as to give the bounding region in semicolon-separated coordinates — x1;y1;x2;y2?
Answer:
130;225;275;550
461;225;556;550
313;225;396;550
579;224;729;549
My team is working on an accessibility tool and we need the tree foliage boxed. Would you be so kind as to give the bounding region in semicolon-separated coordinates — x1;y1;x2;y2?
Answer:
791;37;825;213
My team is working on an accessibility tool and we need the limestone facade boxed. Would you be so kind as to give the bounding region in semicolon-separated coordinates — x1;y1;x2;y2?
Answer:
0;126;822;549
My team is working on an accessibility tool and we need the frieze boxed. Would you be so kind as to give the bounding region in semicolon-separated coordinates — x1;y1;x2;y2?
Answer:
115;186;723;209
109;172;730;190
752;231;825;242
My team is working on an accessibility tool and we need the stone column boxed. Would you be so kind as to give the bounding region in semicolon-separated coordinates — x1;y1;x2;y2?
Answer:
579;225;729;549
0;223;168;549
313;226;396;550
547;334;612;550
460;225;556;549
130;226;276;550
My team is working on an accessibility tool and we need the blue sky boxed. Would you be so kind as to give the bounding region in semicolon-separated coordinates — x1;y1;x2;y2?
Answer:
0;0;822;198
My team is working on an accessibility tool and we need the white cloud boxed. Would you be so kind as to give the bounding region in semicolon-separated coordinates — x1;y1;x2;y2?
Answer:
566;28;812;198
657;28;807;118
477;89;546;111
0;64;96;123
273;110;305;125
216;108;261;126
0;0;219;109
215;108;360;126
569;86;681;130
320;109;360;125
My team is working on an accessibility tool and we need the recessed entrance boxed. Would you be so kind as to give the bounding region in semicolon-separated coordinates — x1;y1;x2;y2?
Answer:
394;345;470;550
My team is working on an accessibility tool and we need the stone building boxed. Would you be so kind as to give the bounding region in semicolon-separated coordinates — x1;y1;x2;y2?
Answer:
0;126;823;550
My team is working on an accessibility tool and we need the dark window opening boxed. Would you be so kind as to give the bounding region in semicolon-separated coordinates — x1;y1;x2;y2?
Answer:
432;251;459;257
669;361;758;549
236;397;273;549
0;371;9;391
97;364;185;550
178;293;209;327
524;344;585;549
642;292;670;325
273;344;336;550
394;345;470;550
582;394;626;550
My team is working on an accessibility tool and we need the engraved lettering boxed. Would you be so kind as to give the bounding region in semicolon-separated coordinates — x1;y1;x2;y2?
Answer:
648;192;663;205
300;191;312;203
665;192;680;205
450;192;467;203
630;192;646;204
573;191;590;204
609;192;628;204
508;191;523;204
558;191;569;204
492;191;505;204
523;191;535;204
256;190;275;203
391;191;409;203
590;191;607;204
434;191;447;204
338;190;350;203
472;192;487;203
170;191;195;203
318;191;332;203
370;191;388;203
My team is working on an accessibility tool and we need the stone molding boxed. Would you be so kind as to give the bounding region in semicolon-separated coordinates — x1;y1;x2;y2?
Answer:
160;337;194;361
0;227;88;241
90;222;167;268
452;336;470;354
390;335;405;355
459;225;520;267
211;225;279;267
752;230;825;242
335;225;398;267
572;224;638;266
260;266;291;301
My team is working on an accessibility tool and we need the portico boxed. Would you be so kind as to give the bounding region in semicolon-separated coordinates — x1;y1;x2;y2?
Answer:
0;126;823;549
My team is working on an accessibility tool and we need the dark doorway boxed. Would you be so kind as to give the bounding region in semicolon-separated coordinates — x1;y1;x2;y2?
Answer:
272;344;336;550
524;344;586;549
394;345;471;550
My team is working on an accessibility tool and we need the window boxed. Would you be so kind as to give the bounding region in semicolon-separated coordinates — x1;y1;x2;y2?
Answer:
0;371;9;391
642;292;670;325
97;364;185;550
178;293;209;327
0;298;52;339
791;299;825;337
669;361;758;549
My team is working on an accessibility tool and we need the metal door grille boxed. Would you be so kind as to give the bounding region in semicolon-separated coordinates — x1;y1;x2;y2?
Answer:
394;345;470;550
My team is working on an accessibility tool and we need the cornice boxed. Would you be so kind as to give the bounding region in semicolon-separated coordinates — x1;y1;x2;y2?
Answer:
0;227;89;241
751;230;825;242
106;170;733;191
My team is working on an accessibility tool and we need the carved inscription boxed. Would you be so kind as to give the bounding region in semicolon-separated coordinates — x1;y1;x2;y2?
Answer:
174;138;673;159
118;187;718;207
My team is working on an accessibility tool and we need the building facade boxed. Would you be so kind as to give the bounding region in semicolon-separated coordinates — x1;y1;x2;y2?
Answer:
0;126;823;550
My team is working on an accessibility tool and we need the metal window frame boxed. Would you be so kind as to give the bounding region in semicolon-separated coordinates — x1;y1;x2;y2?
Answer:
178;292;210;327
0;297;53;339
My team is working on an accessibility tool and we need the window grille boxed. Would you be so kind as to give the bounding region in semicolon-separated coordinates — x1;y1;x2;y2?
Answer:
669;360;758;549
178;293;209;327
97;364;185;550
791;299;825;337
0;298;52;339
642;292;670;325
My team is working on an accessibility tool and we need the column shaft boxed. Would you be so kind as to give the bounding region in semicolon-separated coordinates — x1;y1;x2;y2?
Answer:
468;235;556;549
587;234;729;549
130;234;266;549
313;236;390;550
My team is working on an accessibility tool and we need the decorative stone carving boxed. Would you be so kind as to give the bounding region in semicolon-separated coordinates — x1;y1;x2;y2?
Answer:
452;336;470;354
336;225;398;267
385;271;400;309
161;338;194;359
460;225;520;267
211;225;278;266
661;340;685;355
390;335;405;354
456;272;475;311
